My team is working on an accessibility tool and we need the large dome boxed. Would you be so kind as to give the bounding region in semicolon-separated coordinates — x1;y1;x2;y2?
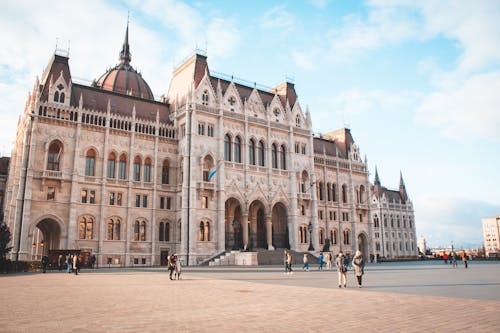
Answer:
94;25;154;100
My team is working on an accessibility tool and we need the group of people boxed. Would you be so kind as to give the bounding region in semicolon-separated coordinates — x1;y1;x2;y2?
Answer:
335;251;365;288
167;254;182;280
442;251;468;268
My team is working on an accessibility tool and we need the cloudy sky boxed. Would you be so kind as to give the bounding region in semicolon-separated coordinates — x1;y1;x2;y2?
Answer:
1;0;499;248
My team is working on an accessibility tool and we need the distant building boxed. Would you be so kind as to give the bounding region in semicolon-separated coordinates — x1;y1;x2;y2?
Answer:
370;169;418;258
418;235;427;255
482;215;500;257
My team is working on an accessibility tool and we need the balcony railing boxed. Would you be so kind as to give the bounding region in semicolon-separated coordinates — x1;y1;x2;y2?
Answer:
43;170;62;179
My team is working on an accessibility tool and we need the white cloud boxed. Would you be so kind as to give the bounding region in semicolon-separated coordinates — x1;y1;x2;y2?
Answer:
416;72;500;141
307;0;330;9
260;5;295;32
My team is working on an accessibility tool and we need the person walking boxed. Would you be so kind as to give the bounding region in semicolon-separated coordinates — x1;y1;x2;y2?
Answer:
443;252;448;264
90;255;96;269
326;252;332;270
286;251;293;275
352;250;365;288
41;255;49;273
66;255;72;273
168;255;176;280
58;254;64;271
318;253;324;271
336;252;347;288
451;252;457;268
302;253;309;271
175;255;182;280
73;254;79;275
462;252;468;269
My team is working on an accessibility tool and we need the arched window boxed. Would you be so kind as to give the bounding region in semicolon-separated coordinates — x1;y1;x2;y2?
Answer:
296;115;301;127
199;222;205;241
271;143;278;168
54;91;59;102
107;152;116;178
234;136;241;163
319;228;325;245
224;134;232;161
79;216;93;239
133;156;141;181
60;92;65;103
342;184;348;203
280;145;286;170
327;183;332;201
301;171;309;193
134;221;140;241
343;229;350;245
85;149;96;176
159;222;164;241
397;216;400;228
107;218;121;240
144;158;151;182
249;139;256;165
202;90;209;105
205;222;210;241
140;221;146;241
118;154;127;180
162;159;170;184
202;155;214;181
47;141;62;171
299;227;303;243
318;182;324;201
165;222;170;241
258;140;265;166
359;185;365;203
332;183;337;202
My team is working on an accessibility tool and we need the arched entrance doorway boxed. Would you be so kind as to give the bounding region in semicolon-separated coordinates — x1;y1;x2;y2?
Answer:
271;202;289;249
225;198;243;250
248;200;266;249
357;233;368;259
31;219;61;260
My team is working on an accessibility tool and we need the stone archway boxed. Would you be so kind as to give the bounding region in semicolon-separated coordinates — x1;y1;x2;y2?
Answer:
357;233;368;259
248;200;267;250
271;202;289;249
225;198;243;250
31;219;61;260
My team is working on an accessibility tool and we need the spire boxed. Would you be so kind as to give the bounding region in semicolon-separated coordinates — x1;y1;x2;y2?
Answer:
374;167;381;186
119;19;131;65
399;171;406;189
399;170;408;203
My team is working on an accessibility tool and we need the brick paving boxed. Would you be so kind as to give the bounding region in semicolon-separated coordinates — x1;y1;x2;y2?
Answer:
0;262;499;332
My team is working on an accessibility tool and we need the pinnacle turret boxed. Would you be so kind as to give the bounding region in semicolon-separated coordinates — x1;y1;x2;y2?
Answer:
119;21;131;65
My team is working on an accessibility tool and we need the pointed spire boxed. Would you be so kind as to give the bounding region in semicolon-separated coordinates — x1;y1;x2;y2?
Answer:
119;19;131;65
399;170;408;203
399;170;406;189
374;166;381;186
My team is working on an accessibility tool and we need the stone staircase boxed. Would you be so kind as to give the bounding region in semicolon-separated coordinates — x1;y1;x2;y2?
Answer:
208;250;240;266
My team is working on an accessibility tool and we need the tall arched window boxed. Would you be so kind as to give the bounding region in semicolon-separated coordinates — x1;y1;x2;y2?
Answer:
133;156;141;181
330;229;338;245
271;143;278;168
280;145;286;170
327;183;332;201
199;222;205;241
204;222;210;241
296;115;301;127
118;154;127;180
301;171;308;193
165;222;170;241
319;228;325;245
318;182;324;201
202;90;209;105
159;222;164;241
54;91;59;102
85;149;96;176
299;227;304;243
234;136;241;163
249;139;256;165
343;229;350;245
224;134;232;161
79;216;93;239
359;185;365;203
107;152;116;178
342;184;348;203
47;141;62;171
60;92;65;103
333;183;337;202
202;155;214;181
134;221;140;241
107;218;121;240
258;140;265;166
162;159;170;184
144;158;151;182
140;221;146;241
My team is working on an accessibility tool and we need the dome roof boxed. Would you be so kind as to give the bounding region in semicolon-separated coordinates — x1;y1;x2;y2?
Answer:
94;24;154;100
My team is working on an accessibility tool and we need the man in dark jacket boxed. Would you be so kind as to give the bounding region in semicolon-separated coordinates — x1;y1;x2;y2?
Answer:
41;255;49;273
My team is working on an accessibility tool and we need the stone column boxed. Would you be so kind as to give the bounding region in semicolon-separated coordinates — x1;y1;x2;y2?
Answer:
242;213;249;250
266;216;274;250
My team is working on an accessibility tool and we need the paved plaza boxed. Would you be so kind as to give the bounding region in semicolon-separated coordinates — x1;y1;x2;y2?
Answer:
1;261;499;332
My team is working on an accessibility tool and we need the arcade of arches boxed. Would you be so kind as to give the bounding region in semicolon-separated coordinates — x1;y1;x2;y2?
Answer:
224;198;289;251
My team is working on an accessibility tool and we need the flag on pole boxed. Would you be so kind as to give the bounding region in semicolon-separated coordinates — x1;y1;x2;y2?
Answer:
305;181;316;193
207;161;222;181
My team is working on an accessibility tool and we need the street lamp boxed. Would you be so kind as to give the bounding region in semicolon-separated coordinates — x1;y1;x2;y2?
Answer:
308;222;314;251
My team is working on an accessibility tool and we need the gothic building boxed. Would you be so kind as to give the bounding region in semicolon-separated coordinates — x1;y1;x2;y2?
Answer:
4;26;417;266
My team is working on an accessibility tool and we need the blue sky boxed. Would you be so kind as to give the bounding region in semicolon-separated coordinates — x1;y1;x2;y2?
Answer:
1;0;499;248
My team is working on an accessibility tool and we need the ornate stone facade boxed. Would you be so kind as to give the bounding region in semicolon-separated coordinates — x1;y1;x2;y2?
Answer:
4;28;417;266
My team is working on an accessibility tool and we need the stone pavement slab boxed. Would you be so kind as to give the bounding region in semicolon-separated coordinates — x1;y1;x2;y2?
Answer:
0;261;499;332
